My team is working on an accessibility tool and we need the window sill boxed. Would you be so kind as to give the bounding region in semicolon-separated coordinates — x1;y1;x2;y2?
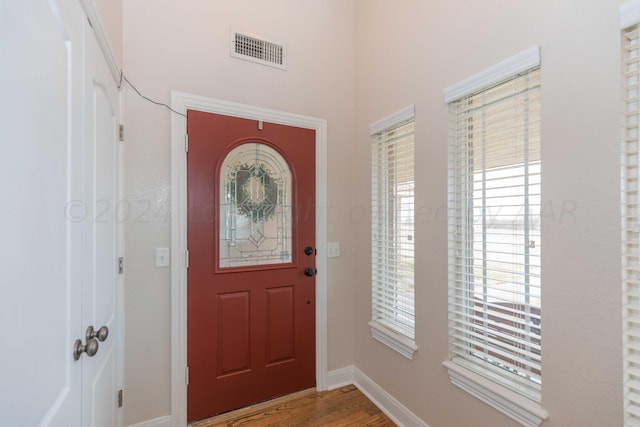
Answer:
368;321;418;360
442;360;548;427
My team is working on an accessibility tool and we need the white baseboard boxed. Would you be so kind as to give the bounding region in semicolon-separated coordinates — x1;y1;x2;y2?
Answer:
131;369;428;427
327;366;429;427
125;415;172;427
327;365;355;390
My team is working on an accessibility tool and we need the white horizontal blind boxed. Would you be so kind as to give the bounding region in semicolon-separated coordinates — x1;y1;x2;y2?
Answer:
448;67;542;401
372;120;415;339
623;23;640;426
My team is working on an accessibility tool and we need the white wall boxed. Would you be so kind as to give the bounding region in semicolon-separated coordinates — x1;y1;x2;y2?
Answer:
93;0;122;66
122;0;628;425
122;1;356;424
353;0;623;426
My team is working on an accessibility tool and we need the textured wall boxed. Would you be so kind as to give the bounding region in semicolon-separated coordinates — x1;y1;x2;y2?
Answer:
122;1;356;424
122;0;627;425
353;0;624;426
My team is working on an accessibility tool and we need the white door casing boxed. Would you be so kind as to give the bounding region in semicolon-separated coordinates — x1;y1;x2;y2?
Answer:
170;93;328;426
0;1;123;425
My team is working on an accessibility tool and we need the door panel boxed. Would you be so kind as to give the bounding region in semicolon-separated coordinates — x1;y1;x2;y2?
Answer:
187;111;316;421
90;345;116;426
266;286;295;365
81;19;121;427
1;2;121;425
0;1;82;425
217;292;251;377
92;85;117;325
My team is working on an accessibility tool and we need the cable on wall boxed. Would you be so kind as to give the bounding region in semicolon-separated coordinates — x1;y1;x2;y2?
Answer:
117;70;186;117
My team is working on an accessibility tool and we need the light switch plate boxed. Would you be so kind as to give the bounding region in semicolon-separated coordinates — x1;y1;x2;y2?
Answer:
327;242;340;258
155;247;170;267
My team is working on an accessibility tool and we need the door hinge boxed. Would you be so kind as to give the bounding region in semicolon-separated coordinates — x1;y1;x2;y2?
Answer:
119;124;124;142
185;250;189;269
185;366;189;385
118;257;124;274
117;389;123;408
185;134;189;152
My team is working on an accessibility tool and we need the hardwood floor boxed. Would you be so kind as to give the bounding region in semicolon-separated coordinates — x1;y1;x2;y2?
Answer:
189;385;396;427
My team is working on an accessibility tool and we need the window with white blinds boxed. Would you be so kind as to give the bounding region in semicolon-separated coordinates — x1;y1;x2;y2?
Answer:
371;117;415;344
622;22;640;426
448;67;542;402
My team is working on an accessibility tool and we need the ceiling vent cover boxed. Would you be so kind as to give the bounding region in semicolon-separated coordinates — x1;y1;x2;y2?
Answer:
231;30;287;70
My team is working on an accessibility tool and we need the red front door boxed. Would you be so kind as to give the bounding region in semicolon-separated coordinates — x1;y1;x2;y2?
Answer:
186;111;316;421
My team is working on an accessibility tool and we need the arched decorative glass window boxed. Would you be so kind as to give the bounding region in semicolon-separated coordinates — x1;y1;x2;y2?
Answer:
219;142;292;268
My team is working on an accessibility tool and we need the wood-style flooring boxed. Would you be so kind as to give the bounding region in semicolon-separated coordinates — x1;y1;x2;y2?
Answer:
189;385;396;427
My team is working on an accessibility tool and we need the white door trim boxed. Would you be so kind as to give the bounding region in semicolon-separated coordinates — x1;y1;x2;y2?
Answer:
79;0;121;84
170;92;328;426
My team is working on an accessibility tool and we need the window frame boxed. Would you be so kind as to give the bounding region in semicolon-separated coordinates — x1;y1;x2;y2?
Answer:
621;1;640;424
368;105;418;360
443;47;548;427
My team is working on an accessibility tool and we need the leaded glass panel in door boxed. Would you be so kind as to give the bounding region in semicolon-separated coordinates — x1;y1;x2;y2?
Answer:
219;142;292;268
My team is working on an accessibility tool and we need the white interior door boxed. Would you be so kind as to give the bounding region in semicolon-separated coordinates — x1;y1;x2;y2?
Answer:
0;1;122;426
81;17;123;427
0;1;83;425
